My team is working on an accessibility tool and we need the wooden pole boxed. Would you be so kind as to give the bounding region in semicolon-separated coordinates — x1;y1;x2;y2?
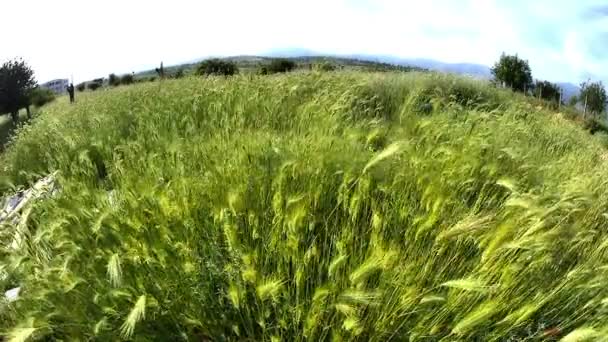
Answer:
584;94;588;118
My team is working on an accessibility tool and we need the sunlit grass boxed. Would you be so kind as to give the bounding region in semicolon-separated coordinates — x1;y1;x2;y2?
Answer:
1;72;607;340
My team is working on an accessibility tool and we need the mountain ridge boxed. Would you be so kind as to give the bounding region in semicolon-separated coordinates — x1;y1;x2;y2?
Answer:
264;48;580;100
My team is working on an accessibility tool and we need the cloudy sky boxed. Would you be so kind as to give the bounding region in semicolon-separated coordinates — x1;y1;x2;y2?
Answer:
1;0;607;84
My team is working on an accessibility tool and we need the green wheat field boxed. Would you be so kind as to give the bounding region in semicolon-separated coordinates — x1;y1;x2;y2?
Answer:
1;72;608;341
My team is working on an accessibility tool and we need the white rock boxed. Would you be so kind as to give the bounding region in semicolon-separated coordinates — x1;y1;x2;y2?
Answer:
5;287;20;302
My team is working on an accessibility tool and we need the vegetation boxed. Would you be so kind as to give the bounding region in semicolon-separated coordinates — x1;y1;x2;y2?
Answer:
28;87;56;107
120;74;134;85
263;58;297;74
579;81;607;117
132;56;424;80
87;81;102;91
491;53;533;93
196;59;239;76
109;73;120;87
315;62;338;72
2;72;608;340
569;94;579;107
0;114;22;151
173;68;185;79
76;83;86;92
533;80;561;104
0;58;36;122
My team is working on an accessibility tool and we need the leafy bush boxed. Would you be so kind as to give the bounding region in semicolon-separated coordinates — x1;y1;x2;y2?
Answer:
265;58;297;74
196;59;238;76
173;69;185;79
29;87;56;107
583;118;608;135
87;82;102;91
109;73;120;87
533;80;561;103
120;74;134;85
580;81;607;116
76;83;86;92
315;62;337;72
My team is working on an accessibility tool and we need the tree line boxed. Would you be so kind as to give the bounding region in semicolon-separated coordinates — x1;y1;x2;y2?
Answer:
492;53;607;116
1;55;606;124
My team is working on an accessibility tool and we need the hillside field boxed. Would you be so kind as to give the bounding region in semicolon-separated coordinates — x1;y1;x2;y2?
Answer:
2;72;608;341
133;56;422;80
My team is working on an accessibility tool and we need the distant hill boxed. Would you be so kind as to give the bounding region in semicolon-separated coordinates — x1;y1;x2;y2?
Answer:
347;55;493;79
266;49;581;101
132;54;425;80
265;49;493;79
126;49;583;102
557;82;580;102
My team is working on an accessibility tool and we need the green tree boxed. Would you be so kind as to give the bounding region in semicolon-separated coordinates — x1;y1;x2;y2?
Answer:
568;95;578;107
196;59;238;76
76;83;86;92
109;73;120;87
266;59;297;74
533;80;561;103
87;81;102;91
120;74;134;85
580;81;607;117
173;68;185;79
491;53;533;93
315;62;337;72
0;58;36;122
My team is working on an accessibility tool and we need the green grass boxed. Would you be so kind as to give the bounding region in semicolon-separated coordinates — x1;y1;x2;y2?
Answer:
0;115;13;149
0;110;34;151
1;72;608;341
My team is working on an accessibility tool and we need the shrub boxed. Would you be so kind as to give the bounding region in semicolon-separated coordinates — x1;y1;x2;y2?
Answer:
315;62;337;72
258;66;269;75
120;74;134;85
149;77;157;82
29;87;56;107
196;59;238;76
533;80;561;104
76;83;86;92
173;69;185;79
266;58;297;74
87;82;102;91
583;118;608;135
109;73;120;87
580;81;607;116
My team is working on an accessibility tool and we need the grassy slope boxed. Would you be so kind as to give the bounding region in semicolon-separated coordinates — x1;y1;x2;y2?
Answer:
133;56;422;79
0;115;13;149
0;111;31;151
1;72;608;341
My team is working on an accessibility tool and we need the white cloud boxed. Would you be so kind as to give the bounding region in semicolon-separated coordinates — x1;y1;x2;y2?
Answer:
1;0;606;85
